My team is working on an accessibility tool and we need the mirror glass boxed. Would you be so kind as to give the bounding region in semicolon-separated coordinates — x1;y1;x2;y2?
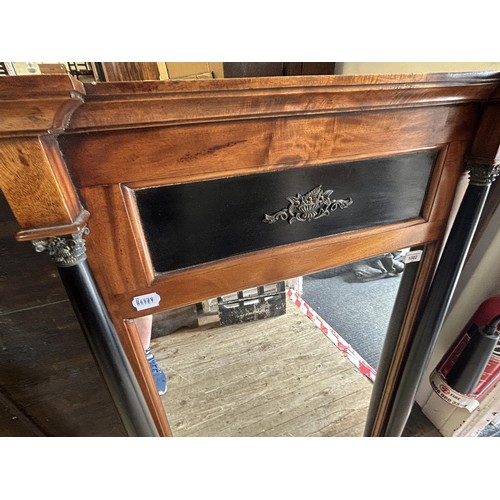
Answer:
134;248;418;436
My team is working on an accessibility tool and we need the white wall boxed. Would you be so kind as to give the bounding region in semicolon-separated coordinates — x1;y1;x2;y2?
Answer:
336;62;500;74
415;202;500;435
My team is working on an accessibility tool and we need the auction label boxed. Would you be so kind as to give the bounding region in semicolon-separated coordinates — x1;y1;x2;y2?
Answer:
132;292;161;311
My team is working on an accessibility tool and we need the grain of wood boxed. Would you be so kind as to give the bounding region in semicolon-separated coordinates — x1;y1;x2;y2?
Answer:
3;72;485;436
151;304;373;437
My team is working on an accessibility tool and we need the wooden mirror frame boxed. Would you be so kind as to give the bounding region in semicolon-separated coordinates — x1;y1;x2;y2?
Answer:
1;72;499;436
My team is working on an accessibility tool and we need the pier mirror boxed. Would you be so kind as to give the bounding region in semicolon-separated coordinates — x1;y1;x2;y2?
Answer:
1;72;498;436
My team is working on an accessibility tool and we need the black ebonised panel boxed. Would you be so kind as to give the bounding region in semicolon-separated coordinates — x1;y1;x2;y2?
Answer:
135;151;437;273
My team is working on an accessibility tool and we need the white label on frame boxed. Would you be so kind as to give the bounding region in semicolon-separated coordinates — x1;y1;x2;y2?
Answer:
132;292;161;311
404;250;423;264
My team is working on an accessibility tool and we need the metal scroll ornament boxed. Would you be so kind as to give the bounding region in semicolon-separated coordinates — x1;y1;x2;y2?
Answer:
263;185;353;224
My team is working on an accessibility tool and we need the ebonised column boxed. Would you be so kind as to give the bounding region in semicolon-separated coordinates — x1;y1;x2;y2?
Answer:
32;228;159;437
381;162;499;436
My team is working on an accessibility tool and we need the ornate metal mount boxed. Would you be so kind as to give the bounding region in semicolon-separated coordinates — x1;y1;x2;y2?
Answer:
467;162;500;186
32;227;90;267
263;185;353;225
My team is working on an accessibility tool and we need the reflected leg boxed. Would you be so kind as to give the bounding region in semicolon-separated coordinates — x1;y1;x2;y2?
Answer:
136;314;167;396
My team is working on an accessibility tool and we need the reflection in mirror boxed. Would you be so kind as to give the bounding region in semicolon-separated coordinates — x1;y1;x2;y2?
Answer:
302;249;409;370
134;248;417;436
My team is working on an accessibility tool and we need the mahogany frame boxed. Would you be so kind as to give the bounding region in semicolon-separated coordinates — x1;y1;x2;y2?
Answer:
1;72;499;437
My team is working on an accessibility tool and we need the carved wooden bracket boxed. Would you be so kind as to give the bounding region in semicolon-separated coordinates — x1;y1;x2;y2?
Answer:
0;75;88;241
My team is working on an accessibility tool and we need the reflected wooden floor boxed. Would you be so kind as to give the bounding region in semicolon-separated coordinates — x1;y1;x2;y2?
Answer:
152;303;374;437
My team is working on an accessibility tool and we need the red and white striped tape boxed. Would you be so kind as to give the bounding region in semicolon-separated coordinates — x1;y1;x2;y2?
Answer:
287;287;377;382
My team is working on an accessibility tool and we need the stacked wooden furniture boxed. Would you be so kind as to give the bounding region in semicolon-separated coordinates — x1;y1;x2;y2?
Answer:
1;72;499;436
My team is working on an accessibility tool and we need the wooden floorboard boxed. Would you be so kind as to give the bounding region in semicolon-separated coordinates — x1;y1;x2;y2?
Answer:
152;302;374;437
0;300;127;436
0;192;127;437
